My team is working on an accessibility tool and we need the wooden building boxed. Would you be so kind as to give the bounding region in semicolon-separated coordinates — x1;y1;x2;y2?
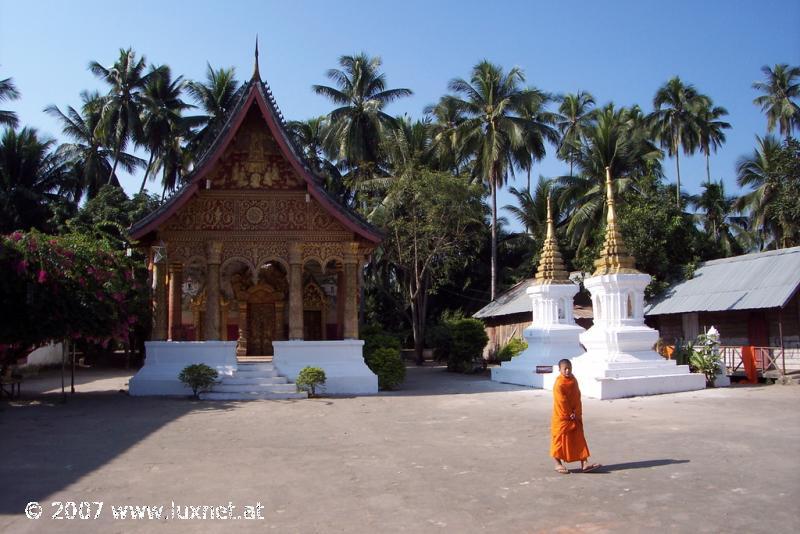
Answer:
645;246;800;374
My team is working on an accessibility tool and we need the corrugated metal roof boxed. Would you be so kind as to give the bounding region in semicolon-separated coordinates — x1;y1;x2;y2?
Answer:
473;278;591;319
645;246;800;316
473;280;535;318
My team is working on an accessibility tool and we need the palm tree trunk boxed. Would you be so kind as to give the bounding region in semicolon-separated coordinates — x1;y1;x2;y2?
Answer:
138;151;154;193
674;134;682;207
527;167;531;193
705;150;711;185
108;142;122;186
490;177;497;302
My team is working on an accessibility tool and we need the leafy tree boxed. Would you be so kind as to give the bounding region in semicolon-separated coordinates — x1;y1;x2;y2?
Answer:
0;127;73;233
63;184;160;248
46;91;142;201
752;63;800;140
313;53;412;184
650;76;707;205
447;60;545;300
617;174;705;297
0;230;149;367
0;75;20;128
516;90;559;191
90;48;162;185
371;170;484;364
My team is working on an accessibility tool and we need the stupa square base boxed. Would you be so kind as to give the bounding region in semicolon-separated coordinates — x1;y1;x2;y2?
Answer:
543;353;706;399
491;323;584;388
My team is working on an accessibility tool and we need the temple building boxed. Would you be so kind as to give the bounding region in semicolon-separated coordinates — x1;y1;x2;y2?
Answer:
128;49;380;397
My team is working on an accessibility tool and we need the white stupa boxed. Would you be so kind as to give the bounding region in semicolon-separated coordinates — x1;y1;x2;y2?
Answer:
545;168;706;399
491;195;585;388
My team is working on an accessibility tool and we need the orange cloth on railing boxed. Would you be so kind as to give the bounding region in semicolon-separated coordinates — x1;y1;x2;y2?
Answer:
664;345;675;359
741;346;758;384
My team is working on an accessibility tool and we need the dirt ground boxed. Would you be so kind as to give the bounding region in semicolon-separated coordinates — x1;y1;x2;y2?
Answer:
1;365;798;533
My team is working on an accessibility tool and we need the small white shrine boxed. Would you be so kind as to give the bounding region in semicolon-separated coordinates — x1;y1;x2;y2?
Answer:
545;168;706;399
491;196;585;387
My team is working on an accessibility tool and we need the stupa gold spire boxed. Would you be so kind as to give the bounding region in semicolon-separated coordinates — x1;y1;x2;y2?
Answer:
534;192;571;284
592;167;640;275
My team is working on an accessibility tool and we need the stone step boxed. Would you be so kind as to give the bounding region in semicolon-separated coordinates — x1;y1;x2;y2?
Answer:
236;363;276;372
597;365;691;379
213;383;297;394
200;391;307;401
222;376;288;385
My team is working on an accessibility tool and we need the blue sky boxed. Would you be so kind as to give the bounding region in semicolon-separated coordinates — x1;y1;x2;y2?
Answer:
1;0;798;230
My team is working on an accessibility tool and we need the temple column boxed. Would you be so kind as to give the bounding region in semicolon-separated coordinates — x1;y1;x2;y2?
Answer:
288;243;304;340
343;242;360;339
151;247;168;341
204;241;222;340
167;262;183;340
237;302;248;356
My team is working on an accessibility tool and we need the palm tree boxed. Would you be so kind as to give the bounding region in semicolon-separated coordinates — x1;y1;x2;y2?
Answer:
504;177;559;237
425;95;469;174
45;91;143;201
690;180;746;257
556;91;596;176
89;48;161;185
696;100;731;184
735;135;783;248
0;75;20;128
447;60;544;300
516;91;559;191
139;66;192;192
752;63;800;140
559;104;662;251
287;116;329;173
650;77;707;206
184;64;240;154
0;127;73;232
312;53;412;182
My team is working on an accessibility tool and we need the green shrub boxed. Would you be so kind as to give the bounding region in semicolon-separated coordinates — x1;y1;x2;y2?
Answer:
361;325;402;360
178;363;218;399
447;318;489;373
497;337;528;362
425;323;453;362
296;366;326;396
689;332;721;386
365;347;406;390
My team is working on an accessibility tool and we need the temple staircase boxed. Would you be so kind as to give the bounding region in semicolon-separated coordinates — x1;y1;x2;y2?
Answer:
200;361;307;400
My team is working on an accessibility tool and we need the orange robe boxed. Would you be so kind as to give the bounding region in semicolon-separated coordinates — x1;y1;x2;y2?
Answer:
550;374;590;462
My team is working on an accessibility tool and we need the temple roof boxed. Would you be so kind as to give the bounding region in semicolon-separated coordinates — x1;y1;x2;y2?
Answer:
129;70;381;244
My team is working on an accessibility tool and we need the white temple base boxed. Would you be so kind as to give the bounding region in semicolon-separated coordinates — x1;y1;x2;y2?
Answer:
273;340;377;395
491;323;585;388
129;341;238;396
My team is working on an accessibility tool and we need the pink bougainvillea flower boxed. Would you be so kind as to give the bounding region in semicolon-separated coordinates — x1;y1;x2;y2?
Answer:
112;292;124;302
15;260;28;274
10;231;23;242
37;270;48;284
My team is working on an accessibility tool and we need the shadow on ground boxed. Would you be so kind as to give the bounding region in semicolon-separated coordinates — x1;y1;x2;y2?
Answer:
588;459;691;473
0;386;246;514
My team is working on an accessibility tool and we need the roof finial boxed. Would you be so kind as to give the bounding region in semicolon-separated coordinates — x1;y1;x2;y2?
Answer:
592;166;640;276
252;35;261;81
534;190;570;284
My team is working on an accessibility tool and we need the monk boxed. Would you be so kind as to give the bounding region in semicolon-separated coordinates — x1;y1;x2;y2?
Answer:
550;359;601;474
